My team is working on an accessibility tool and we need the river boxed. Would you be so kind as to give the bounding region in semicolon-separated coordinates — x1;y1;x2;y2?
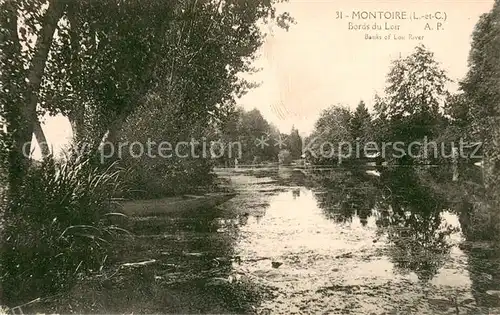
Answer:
42;167;500;314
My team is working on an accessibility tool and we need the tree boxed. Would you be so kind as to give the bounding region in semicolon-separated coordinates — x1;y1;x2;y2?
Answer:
313;105;352;141
460;2;500;189
384;45;450;143
43;0;290;150
0;0;66;195
238;108;269;162
265;124;282;161
444;92;471;130
218;107;281;163
349;100;372;143
288;126;302;159
0;0;294;189
278;149;292;165
371;94;390;144
309;104;353;163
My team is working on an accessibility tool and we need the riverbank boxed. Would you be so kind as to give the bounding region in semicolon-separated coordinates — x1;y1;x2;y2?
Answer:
17;172;276;314
13;168;500;314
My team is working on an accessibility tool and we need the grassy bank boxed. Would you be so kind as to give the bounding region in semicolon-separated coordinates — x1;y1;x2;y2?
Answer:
0;154;129;308
0;149;237;312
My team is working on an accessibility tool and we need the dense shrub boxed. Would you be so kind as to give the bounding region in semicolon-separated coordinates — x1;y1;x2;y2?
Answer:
118;98;218;199
277;149;292;165
0;154;127;306
458;199;500;242
121;157;216;199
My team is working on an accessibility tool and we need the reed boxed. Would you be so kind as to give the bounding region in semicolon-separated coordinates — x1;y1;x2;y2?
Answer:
1;151;129;306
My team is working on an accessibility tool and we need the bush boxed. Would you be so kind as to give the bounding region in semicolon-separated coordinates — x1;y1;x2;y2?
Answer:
458;199;500;242
121;157;216;199
277;150;292;165
0;153;126;306
118;98;218;199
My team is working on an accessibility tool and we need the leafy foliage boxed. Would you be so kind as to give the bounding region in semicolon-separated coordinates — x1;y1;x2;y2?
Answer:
384;45;450;142
371;94;390;143
36;0;294;144
349;101;373;154
288;126;302;159
460;2;500;189
1;153;127;305
308;104;353;163
277;149;292;165
218;107;279;163
118;96;217;199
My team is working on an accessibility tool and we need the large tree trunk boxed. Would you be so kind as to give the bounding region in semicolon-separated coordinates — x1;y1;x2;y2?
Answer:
33;120;51;157
19;0;65;154
4;0;66;196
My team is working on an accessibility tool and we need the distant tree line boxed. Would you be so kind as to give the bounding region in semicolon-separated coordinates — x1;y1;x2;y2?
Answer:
307;37;500;179
217;107;302;165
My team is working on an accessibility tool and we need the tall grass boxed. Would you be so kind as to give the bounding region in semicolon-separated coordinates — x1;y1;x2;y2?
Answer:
0;152;128;306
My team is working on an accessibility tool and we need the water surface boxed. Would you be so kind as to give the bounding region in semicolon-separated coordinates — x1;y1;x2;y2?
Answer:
42;168;500;314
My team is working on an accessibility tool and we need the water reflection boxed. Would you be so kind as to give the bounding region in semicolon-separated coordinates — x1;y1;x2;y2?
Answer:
379;168;459;281
466;244;500;308
377;208;457;282
44;166;500;314
232;168;472;313
308;165;500;312
310;167;459;282
454;185;500;309
313;171;377;224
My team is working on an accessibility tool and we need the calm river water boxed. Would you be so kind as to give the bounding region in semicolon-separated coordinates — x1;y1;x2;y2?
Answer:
45;167;500;314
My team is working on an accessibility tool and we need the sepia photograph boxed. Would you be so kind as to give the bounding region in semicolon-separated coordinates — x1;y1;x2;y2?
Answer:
0;0;500;314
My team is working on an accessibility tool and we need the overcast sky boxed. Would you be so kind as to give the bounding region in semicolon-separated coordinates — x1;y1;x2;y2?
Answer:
37;0;494;157
238;0;494;135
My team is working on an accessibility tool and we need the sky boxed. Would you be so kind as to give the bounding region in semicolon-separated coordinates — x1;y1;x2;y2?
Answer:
238;0;495;135
36;0;495;157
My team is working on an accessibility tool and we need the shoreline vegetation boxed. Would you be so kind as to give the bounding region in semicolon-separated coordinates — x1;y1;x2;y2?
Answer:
0;0;295;309
1;0;500;313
